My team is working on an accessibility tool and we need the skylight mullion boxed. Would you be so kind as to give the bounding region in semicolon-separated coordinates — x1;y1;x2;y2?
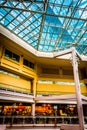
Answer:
82;39;87;55
0;3;40;27
27;32;39;41
72;22;86;44
58;0;65;15
1;5;86;21
6;12;21;27
0;0;7;6
48;24;57;50
37;7;49;51
67;5;86;41
76;29;87;45
16;16;40;35
13;13;33;32
0;1;21;23
0;8;11;22
44;23;85;31
37;10;45;50
13;11;41;34
43;19;51;47
54;0;85;50
21;24;40;39
53;0;74;50
29;39;38;45
3;3;23;27
36;2;47;51
29;0;44;12
28;34;39;42
65;0;82;28
76;44;85;54
69;5;87;43
49;2;87;12
0;1;45;14
47;31;54;44
63;0;83;30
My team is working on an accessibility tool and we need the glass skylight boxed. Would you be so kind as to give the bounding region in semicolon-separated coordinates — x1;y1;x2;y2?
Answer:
0;0;87;55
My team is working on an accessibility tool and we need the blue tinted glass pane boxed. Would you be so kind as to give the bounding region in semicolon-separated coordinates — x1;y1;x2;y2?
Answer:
13;20;19;26
40;40;45;45
14;29;20;34
24;21;31;27
23;29;29;34
79;0;87;8
53;6;60;15
63;0;72;5
6;14;14;21
43;26;48;32
50;42;55;46
38;45;43;50
60;8;68;16
11;10;20;17
45;41;49;45
0;0;4;4
22;12;30;17
52;34;58;39
17;15;25;22
23;36;29;41
1;19;9;26
48;46;54;51
41;33;46;39
43;45;49;50
19;25;25;31
0;15;2;19
0;8;7;16
7;24;15;30
16;3;25;9
19;32;26;37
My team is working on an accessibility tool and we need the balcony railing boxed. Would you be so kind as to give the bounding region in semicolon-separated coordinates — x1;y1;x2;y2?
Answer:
0;116;87;126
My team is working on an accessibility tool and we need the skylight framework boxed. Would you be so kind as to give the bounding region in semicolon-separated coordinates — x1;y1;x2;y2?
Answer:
0;0;87;55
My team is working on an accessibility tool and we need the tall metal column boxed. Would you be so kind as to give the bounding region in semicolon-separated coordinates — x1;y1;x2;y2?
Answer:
72;48;84;130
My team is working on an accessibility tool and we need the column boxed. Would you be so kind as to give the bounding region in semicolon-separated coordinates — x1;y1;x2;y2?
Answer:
72;48;84;130
32;78;37;118
32;103;35;117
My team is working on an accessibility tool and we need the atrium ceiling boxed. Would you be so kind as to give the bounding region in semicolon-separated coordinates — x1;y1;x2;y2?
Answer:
0;0;87;55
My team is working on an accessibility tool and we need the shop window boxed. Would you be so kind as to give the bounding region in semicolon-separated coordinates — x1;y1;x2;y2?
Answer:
23;59;34;69
4;49;20;62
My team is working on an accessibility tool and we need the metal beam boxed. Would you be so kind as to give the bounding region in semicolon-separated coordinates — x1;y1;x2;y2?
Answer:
53;48;72;57
0;5;46;14
81;95;87;101
72;48;84;130
0;5;86;21
35;94;76;101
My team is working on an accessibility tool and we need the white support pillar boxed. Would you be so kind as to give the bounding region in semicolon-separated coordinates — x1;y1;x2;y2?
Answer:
72;48;84;130
32;103;35;117
32;78;37;117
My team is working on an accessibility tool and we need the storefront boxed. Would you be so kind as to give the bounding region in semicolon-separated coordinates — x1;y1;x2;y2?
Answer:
0;102;87;125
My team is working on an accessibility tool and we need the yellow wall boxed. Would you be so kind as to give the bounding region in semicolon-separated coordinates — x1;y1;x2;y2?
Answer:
0;73;31;93
1;55;36;79
37;83;87;96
